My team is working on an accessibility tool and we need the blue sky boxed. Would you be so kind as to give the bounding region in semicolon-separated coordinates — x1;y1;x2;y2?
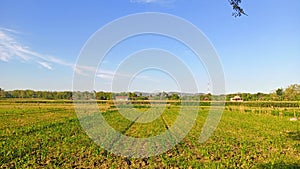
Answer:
0;0;299;94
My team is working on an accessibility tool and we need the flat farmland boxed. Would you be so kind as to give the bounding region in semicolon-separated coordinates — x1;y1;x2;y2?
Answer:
1;100;299;168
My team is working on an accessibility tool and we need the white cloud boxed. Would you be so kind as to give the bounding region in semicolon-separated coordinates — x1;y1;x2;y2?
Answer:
73;64;98;76
37;61;52;70
0;27;73;70
96;69;126;80
96;69;160;84
97;73;114;79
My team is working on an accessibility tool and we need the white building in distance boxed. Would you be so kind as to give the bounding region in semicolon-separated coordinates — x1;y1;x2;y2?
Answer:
230;95;243;102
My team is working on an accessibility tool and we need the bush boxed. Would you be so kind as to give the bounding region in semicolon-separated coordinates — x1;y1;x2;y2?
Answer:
226;101;299;108
283;111;294;117
271;110;280;116
245;109;252;113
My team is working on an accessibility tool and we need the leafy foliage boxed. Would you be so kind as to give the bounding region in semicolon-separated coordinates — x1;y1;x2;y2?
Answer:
1;84;300;101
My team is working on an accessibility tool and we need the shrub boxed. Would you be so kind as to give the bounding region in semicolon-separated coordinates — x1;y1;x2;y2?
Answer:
271;110;280;116
283;111;294;117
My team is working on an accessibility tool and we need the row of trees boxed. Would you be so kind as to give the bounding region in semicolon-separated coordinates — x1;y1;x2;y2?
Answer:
275;84;300;101
0;89;73;100
0;84;299;101
0;89;180;101
226;84;300;101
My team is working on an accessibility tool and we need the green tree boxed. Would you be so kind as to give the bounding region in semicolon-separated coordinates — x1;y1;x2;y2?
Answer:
276;88;283;100
161;92;168;99
0;88;4;98
95;91;112;100
201;93;212;101
169;93;180;100
241;93;251;101
128;92;137;100
284;84;300;101
136;95;148;100
256;92;263;101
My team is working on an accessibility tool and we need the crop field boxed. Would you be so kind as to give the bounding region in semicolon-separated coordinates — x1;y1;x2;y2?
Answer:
1;100;300;168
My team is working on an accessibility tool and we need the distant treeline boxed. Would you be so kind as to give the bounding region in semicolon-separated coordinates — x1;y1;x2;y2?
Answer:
0;84;299;101
0;90;73;100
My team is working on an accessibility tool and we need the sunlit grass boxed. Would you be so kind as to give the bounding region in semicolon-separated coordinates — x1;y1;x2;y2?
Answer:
0;100;299;168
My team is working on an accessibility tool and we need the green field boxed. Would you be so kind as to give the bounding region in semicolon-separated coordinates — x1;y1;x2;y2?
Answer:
1;100;299;168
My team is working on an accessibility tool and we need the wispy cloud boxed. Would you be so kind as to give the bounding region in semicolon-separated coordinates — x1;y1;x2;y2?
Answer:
37;61;52;70
0;27;73;70
96;69;129;80
73;65;96;77
96;69;160;84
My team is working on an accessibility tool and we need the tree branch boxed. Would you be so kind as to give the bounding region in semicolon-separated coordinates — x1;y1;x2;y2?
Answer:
229;0;247;17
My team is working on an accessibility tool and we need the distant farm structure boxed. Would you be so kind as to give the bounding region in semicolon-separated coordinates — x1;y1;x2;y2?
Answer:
230;95;243;102
115;96;129;101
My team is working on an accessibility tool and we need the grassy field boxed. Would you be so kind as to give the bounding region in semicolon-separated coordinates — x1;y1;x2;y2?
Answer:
1;100;299;168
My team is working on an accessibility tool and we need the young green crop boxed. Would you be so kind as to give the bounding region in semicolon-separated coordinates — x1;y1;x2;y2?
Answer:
0;100;299;168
